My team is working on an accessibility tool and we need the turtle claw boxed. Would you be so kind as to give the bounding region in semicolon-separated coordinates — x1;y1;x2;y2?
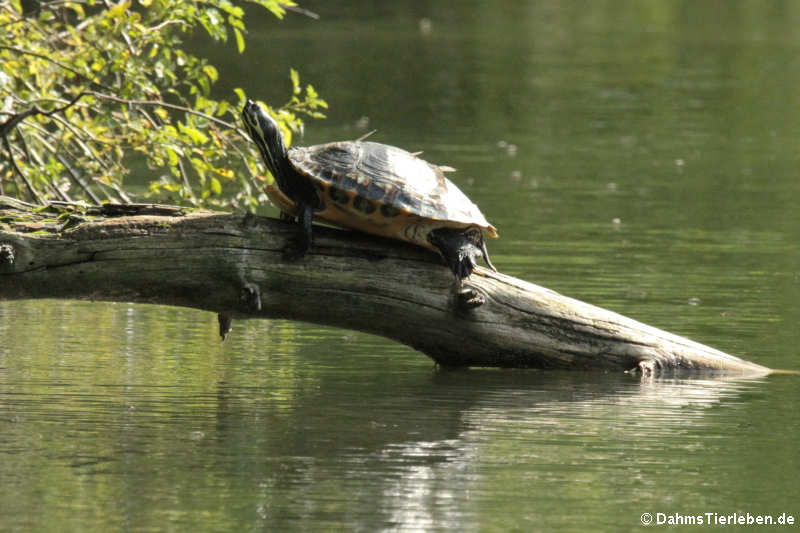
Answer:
457;286;485;309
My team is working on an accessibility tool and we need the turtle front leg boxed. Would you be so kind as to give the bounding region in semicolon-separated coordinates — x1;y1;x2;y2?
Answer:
284;203;314;260
428;229;487;308
428;228;479;280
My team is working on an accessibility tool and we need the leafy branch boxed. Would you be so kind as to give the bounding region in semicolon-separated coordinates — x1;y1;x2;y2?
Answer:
0;0;327;210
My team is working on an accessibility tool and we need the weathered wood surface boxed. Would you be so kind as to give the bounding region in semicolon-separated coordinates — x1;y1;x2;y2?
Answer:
0;196;771;374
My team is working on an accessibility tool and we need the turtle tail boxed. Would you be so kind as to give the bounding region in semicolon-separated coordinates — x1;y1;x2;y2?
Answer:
429;227;493;280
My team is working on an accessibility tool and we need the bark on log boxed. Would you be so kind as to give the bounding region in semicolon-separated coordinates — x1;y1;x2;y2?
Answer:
0;196;771;375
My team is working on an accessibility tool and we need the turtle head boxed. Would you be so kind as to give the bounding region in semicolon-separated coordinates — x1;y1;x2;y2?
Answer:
242;98;288;184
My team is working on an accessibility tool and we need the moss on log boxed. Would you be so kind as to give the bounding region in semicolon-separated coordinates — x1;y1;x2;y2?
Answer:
0;196;771;375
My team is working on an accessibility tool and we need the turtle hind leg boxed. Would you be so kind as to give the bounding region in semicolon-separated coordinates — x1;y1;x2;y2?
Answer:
428;228;481;280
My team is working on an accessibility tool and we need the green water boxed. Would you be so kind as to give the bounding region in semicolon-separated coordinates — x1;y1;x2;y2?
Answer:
2;1;800;531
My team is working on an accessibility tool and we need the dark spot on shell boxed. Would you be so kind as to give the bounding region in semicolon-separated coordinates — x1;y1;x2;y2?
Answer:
364;181;385;201
380;204;401;217
339;174;358;192
329;187;350;205
327;146;352;159
319;168;338;183
353;196;376;214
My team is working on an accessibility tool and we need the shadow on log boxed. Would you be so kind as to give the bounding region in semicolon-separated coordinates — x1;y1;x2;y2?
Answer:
0;196;771;375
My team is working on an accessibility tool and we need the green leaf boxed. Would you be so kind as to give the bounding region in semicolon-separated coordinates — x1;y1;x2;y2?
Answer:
203;65;218;83
233;28;245;53
197;76;210;95
109;0;130;18
179;124;209;144
166;148;180;166
290;68;300;94
306;84;318;100
210;177;222;195
65;2;85;17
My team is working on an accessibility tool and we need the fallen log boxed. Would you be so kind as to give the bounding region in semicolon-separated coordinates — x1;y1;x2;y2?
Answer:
0;196;771;375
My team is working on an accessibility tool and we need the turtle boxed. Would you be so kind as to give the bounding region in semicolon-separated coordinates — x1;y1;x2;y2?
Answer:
241;98;498;280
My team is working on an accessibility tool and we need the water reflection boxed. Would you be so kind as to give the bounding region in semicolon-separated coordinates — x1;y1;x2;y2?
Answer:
366;372;772;531
1;298;796;532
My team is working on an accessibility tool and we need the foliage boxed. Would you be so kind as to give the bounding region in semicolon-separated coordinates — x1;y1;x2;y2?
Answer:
0;0;327;209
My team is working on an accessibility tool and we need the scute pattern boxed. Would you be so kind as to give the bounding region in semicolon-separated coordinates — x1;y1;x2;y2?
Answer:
289;141;493;230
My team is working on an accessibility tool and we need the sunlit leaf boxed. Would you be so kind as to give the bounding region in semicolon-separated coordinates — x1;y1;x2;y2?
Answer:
65;2;85;17
233;28;245;53
202;65;218;83
181;125;209;144
217;168;234;179
166;148;180;166
306;84;317;99
210;177;222;195
109;0;130;18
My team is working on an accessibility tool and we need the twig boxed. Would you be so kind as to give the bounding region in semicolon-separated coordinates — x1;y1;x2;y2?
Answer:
14;125;36;165
177;157;197;204
10;127;71;201
120;29;137;56
0;90;88;137
55;154;103;205
45;176;73;203
284;4;320;19
135;107;161;129
142;19;189;34
25;126;58;156
52;16;94;42
21;126;99;203
96;178;132;204
87;91;241;133
48;113;116;170
1;134;46;205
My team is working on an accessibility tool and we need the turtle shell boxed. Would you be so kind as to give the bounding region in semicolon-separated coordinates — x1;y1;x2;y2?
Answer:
284;141;497;250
